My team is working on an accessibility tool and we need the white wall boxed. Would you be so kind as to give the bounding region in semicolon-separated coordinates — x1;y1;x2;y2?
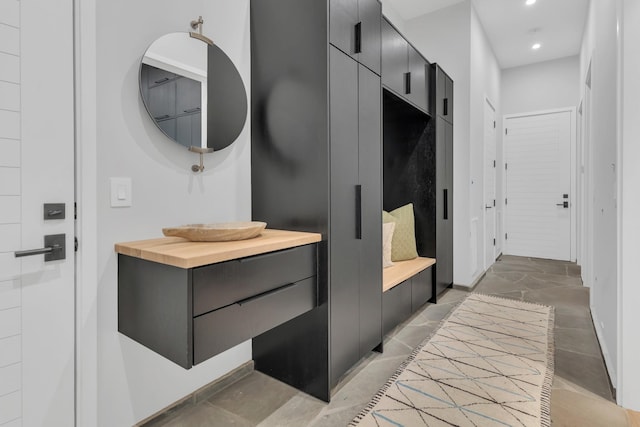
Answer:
619;0;640;411
94;0;252;424
381;1;406;32
401;0;501;286
469;5;501;281
403;2;471;286
502;56;579;115
579;0;619;389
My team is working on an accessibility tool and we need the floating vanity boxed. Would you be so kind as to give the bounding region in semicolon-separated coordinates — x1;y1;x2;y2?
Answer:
116;229;321;369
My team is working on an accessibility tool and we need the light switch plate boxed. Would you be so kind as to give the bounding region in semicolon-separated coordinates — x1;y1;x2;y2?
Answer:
110;177;132;207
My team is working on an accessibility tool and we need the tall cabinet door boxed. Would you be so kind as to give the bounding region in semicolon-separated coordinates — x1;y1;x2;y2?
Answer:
358;64;382;356
358;0;381;74
407;46;428;112
435;116;450;296
329;0;381;75
329;46;360;385
381;18;407;96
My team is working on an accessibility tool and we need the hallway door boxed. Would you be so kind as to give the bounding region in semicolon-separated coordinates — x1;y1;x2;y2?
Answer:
0;0;76;425
484;99;497;269
504;110;573;261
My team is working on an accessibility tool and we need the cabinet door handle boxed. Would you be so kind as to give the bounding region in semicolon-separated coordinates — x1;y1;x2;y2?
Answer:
356;185;362;240
405;72;411;95
237;282;297;306
443;98;449;116
354;22;362;54
443;189;448;220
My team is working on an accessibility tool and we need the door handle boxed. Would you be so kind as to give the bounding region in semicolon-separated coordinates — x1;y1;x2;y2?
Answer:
443;189;448;220
354;22;362;54
556;202;569;208
355;185;362;240
405;72;411;95
485;205;493;209
15;234;66;261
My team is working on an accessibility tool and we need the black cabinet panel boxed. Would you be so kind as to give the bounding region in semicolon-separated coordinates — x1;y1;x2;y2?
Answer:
381;18;407;97
382;280;412;335
329;47;361;385
445;73;454;123
193;245;316;316
330;0;381;74
411;267;433;312
329;0;358;59
407;45;428;112
193;277;317;364
435;66;446;119
435;116;453;297
118;255;192;369
358;0;381;74
358;64;382;355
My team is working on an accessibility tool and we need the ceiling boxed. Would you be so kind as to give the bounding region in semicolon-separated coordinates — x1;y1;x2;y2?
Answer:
384;0;589;69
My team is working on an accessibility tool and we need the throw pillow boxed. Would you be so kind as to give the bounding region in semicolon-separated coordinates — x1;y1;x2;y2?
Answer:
382;221;395;268
385;203;418;261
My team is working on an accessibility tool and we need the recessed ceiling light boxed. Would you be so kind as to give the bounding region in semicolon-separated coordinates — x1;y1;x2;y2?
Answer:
532;43;541;50
526;0;536;5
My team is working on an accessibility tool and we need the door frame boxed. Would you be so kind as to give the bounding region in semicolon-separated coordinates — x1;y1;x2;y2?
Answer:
503;107;577;262
483;96;497;270
75;0;99;424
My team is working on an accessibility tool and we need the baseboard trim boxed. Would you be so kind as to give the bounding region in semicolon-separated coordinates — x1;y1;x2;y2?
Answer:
136;361;255;426
590;309;618;398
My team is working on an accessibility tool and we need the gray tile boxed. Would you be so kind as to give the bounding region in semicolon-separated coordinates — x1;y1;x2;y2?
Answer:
554;307;594;330
483;290;524;301
554;349;613;401
527;272;584;287
330;356;404;409
207;371;298;424
555;327;602;357
154;403;254;427
567;264;582;277
437;288;468;304
522;286;590;310
420;302;456;322
309;405;363;427
257;393;326;427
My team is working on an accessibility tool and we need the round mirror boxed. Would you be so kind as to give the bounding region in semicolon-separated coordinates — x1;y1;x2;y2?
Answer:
139;32;247;151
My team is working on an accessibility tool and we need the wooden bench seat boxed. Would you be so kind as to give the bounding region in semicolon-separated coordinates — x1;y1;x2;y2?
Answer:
383;257;436;292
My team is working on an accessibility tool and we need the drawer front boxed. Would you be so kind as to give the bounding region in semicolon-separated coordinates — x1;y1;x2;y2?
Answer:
193;244;317;316
193;277;317;364
382;278;412;336
411;266;434;312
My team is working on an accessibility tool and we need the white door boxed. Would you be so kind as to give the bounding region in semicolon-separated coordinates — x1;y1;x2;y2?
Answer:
484;99;497;269
505;111;572;261
0;1;75;426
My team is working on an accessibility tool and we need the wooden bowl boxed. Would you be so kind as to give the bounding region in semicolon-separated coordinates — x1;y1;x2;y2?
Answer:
162;221;267;242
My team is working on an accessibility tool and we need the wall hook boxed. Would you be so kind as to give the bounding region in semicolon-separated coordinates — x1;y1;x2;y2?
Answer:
189;16;214;46
189;146;214;173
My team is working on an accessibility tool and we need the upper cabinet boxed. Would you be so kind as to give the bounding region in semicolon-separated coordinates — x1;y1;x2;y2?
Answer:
381;18;430;114
330;0;382;74
435;65;453;123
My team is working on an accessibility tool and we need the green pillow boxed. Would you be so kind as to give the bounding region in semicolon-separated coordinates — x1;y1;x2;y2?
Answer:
383;204;418;262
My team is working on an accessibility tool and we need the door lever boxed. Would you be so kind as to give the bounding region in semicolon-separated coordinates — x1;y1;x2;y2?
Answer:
485;205;493;209
14;234;66;261
556;202;569;208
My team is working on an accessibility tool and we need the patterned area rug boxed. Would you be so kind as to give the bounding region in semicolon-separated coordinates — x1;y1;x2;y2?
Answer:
351;293;554;427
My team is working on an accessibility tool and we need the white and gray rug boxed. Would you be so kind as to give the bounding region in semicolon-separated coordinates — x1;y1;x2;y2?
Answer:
351;293;554;427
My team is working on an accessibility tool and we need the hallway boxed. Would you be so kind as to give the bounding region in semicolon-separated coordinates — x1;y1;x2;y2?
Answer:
143;256;631;426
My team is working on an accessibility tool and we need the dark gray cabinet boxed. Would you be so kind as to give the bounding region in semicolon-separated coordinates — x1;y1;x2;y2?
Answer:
118;244;318;370
330;0;381;74
381;18;429;113
433;64;454;298
382;266;433;335
251;0;382;400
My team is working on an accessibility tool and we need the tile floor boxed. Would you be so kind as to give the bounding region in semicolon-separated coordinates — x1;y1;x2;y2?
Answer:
146;256;631;426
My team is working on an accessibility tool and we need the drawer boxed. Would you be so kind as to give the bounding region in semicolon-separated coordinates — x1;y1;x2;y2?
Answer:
383;278;412;336
193;276;317;364
193;244;317;316
411;266;433;312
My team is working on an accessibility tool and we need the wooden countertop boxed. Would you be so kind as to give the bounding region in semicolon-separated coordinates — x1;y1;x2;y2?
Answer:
383;257;436;292
115;229;322;269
